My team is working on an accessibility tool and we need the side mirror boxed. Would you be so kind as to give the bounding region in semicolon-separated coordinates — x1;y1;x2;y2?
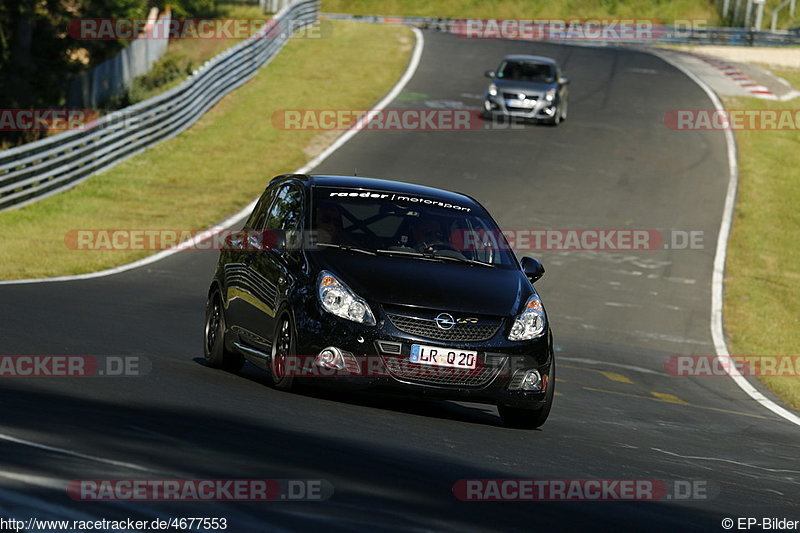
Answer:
484;70;496;79
560;76;570;85
520;256;545;283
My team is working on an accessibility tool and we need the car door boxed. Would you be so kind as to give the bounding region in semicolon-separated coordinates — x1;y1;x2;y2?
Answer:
223;185;276;345
242;182;305;350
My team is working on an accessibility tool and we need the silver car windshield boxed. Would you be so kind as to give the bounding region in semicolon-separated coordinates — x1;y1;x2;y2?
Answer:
497;61;555;83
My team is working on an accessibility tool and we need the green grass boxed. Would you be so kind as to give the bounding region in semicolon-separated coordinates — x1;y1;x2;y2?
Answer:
723;67;800;411
321;0;719;24
0;20;413;279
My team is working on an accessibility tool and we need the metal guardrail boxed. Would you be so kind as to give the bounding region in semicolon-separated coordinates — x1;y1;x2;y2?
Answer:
0;0;319;212
321;12;800;46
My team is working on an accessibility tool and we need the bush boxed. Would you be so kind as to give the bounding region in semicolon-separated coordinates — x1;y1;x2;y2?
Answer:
159;0;221;18
103;52;194;108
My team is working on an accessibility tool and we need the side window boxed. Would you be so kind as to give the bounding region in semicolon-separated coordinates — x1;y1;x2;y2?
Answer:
245;187;278;230
264;184;304;231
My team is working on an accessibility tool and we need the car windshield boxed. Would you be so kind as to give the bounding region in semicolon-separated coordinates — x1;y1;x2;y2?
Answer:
311;187;517;268
496;60;555;83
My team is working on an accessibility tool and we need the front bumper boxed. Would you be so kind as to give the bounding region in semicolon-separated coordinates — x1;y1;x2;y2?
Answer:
294;305;553;409
484;93;558;120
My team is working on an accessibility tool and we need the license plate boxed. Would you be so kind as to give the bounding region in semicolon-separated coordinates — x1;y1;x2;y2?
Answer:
506;98;536;108
409;344;478;370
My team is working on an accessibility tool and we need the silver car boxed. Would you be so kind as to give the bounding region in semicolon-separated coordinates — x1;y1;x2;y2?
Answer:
483;55;570;125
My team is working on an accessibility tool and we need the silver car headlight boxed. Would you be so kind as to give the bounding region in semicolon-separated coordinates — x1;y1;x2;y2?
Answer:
508;294;546;341
318;271;376;326
488;84;498;97
545;88;557;102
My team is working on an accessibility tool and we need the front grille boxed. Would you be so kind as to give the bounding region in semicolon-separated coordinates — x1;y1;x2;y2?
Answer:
502;92;538;101
381;354;506;388
386;314;500;342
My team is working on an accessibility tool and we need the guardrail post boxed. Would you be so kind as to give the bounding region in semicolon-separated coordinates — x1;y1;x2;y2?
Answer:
754;0;765;29
744;0;754;27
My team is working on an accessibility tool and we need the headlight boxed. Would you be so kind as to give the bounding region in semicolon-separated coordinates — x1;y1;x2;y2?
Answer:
545;88;556;102
508;294;546;341
318;271;376;326
488;84;498;97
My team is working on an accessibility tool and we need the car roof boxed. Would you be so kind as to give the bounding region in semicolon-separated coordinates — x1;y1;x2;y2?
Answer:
275;174;481;208
502;55;558;65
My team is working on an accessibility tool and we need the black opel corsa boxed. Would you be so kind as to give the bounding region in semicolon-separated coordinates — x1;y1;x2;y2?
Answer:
204;175;555;429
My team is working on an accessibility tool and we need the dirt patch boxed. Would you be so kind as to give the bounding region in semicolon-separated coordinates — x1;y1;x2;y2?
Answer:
674;46;800;69
302;130;343;158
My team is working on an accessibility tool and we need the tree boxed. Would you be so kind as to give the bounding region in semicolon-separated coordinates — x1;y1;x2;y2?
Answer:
0;0;221;145
0;0;150;144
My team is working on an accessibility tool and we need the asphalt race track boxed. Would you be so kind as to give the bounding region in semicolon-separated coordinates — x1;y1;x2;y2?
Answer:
1;31;798;531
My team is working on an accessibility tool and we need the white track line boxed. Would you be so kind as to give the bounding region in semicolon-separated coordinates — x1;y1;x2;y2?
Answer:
0;27;424;287
0;432;151;472
651;49;800;428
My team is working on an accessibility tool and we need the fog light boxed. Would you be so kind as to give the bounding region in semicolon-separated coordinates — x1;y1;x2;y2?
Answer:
316;347;344;370
521;370;542;391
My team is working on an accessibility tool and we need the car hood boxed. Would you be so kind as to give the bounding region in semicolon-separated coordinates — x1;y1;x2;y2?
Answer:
310;251;530;317
492;79;554;95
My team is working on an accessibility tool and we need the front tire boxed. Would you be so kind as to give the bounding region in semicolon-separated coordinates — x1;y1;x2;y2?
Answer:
546;106;561;126
498;360;555;429
269;313;296;391
204;291;244;372
481;100;492;120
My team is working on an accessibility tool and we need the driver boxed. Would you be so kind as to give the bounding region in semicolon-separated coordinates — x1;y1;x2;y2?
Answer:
316;204;352;246
412;218;447;253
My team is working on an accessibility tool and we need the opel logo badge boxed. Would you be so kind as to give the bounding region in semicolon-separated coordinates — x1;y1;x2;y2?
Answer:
517;93;526;100
435;313;456;330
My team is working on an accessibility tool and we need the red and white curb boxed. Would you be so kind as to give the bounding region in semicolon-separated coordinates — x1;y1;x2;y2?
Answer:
679;51;800;101
682;51;774;97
